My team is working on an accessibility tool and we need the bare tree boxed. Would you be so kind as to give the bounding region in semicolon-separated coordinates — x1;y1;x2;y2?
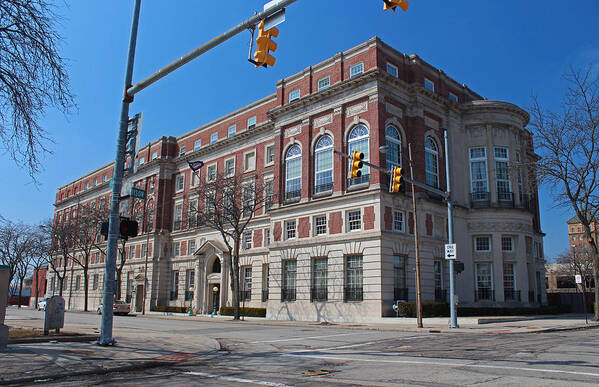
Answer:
0;0;75;177
15;248;33;308
529;65;599;319
189;171;272;320
0;219;35;305
40;218;76;297
71;204;108;311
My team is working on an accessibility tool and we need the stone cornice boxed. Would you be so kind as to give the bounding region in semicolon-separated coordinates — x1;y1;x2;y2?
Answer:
460;100;530;126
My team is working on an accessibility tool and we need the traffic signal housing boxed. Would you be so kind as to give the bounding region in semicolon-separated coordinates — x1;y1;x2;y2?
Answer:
389;166;404;192
350;151;364;179
254;20;279;68
383;0;409;13
119;218;138;241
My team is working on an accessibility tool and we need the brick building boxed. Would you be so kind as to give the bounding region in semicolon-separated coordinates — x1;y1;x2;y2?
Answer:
46;37;546;321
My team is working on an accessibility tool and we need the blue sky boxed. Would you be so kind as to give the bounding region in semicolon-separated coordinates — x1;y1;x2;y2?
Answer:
1;0;598;261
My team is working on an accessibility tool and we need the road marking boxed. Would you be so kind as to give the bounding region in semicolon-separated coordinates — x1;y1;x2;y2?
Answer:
288;334;431;353
282;354;599;378
183;371;293;386
249;332;366;344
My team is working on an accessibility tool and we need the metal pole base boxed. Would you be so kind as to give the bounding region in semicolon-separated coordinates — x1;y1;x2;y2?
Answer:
96;338;117;346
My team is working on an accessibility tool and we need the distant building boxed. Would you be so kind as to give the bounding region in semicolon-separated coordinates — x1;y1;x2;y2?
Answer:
46;37;546;322
567;215;599;255
28;266;48;308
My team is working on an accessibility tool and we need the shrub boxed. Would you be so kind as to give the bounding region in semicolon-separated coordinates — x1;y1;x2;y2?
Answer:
219;307;266;317
396;302;449;317
151;305;189;313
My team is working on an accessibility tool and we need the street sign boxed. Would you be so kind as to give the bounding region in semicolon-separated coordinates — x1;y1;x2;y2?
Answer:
263;0;286;30
130;187;146;200
575;274;582;284
444;243;456;260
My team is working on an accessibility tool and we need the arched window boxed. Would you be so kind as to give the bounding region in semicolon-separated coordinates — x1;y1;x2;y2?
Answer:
314;135;333;193
425;137;439;188
385;125;401;170
348;125;370;186
212;259;221;273
285;145;302;200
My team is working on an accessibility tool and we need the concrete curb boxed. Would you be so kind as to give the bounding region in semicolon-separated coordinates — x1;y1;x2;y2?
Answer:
8;334;98;344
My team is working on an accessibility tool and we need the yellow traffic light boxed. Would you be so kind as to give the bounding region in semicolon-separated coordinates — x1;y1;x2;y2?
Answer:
254;20;279;68
383;0;409;13
389;166;404;192
350;151;364;179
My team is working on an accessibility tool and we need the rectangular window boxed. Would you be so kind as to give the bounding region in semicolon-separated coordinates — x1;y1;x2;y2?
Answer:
285;220;296;240
92;274;98;290
244;151;256;172
188;240;195;254
242;267;252;301
262;264;269;301
394;255;407;301
449;92;458;102
501;236;513;252
317;76;330;91
242;183;254;217
424;78;435;92
475;263;493;301
247;116;256;129
469;147;488;201
186;270;195;299
174;242;180;256
210;132;218;144
93;178;98;186
474;236;491;252
311;257;328;301
85;182;89;190
345;255;363;301
264;179;274;211
141;244;147;258
152;151;158;160
224;157;235;177
172;271;179;299
129;246;135;259
149;180;155;194
103;175;108;183
393;210;405;232
289;89;300;102
434;260;444;301
228;125;236;138
386;63;398;77
174;203;183;230
179;146;186;156
503;263;516;300
194;139;202;150
75;275;81;291
264;228;270;246
495;147;511;201
175;174;185;192
350;62;364;78
242;231;252;250
207;164;217;182
265;144;275;166
347;210;362;232
282;260;296;301
139;157;145;166
314;215;327;236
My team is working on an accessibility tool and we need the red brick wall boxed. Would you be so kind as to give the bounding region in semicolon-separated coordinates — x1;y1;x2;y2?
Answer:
408;212;414;234
330;211;342;234
298;217;310;238
363;206;375;230
273;221;282;242
426;213;433;236
384;206;392;230
253;228;263;248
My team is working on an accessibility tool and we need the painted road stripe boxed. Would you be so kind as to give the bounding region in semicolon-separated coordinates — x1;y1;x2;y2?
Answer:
183;371;293;386
282;354;599;378
249;332;366;344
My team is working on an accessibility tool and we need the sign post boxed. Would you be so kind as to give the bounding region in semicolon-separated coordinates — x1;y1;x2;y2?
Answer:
576;274;588;324
444;244;456;260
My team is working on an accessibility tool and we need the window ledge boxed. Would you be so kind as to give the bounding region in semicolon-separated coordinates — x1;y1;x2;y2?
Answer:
347;182;369;192
312;190;333;199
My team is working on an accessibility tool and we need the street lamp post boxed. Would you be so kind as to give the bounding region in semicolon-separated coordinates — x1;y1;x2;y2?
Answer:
211;286;218;317
188;286;194;316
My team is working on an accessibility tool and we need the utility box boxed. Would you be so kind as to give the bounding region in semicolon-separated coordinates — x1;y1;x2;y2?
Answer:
0;265;9;350
44;296;65;335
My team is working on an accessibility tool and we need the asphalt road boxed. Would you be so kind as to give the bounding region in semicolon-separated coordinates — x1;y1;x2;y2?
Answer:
8;309;599;386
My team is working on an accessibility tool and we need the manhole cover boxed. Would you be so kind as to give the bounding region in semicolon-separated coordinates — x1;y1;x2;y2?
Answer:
302;369;337;377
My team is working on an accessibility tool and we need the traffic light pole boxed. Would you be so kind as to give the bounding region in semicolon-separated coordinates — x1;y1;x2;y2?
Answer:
98;0;141;346
444;130;458;329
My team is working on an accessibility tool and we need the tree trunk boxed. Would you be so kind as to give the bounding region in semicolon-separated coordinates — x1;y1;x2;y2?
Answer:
58;276;63;296
83;269;89;312
593;259;599;320
68;265;74;309
34;269;39;309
